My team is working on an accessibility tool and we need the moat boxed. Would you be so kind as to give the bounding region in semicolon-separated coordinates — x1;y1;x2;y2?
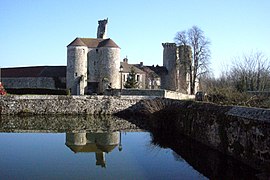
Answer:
0;115;261;179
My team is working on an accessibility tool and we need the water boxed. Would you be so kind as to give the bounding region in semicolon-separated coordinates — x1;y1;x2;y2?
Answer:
0;115;259;179
0;132;207;180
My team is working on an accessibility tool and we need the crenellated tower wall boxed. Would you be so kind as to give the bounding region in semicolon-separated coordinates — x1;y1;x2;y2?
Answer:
162;43;179;91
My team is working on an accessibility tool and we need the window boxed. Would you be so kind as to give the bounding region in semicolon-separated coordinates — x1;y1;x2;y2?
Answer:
137;75;140;81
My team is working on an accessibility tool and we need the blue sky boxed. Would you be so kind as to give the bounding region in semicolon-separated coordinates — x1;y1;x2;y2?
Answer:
1;0;269;77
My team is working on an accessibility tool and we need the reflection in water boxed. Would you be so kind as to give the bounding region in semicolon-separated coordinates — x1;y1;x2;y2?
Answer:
0;115;263;179
150;129;261;179
65;131;121;168
0;115;141;132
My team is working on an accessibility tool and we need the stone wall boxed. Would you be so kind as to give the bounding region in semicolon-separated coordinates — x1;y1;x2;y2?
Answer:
2;77;66;89
0;92;193;115
104;89;195;100
116;98;270;172
0;95;148;115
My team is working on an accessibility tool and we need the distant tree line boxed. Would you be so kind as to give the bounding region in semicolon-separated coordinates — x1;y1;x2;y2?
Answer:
202;51;270;92
200;51;270;108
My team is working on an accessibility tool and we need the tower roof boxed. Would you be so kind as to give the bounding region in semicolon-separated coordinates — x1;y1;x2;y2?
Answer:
97;38;119;48
67;38;87;46
67;38;120;48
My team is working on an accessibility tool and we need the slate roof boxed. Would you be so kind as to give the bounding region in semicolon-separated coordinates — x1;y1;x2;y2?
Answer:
67;38;120;48
146;65;168;75
134;65;160;78
1;66;66;78
121;62;145;74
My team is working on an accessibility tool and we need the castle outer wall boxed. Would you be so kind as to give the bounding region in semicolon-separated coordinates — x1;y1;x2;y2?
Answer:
2;77;65;90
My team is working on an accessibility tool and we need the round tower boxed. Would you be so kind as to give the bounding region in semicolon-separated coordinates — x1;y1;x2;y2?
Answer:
178;45;192;93
65;132;87;146
162;43;179;91
67;38;88;95
97;38;120;93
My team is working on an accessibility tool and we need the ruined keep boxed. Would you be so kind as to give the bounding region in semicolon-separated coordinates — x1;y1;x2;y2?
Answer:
67;19;120;95
161;43;194;94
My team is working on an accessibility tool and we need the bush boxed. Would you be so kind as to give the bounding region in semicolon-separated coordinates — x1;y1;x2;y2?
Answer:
0;82;7;95
206;87;270;108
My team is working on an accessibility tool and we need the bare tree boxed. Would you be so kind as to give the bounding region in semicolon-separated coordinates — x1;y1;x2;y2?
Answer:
175;26;211;94
229;51;270;92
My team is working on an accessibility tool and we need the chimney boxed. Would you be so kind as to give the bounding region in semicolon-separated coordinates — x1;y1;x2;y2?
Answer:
140;62;143;67
123;57;128;63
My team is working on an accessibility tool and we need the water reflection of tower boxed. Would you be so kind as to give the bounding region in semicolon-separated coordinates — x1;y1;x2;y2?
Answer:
65;131;120;168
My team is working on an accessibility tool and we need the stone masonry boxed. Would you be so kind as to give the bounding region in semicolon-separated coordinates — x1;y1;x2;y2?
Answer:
116;98;270;172
0;95;146;115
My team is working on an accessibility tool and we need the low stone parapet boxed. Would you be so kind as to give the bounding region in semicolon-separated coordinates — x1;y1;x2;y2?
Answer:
0;95;147;115
104;89;195;100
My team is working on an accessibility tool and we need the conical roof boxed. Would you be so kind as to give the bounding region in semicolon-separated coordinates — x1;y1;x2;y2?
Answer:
67;38;87;47
97;38;120;48
67;38;120;48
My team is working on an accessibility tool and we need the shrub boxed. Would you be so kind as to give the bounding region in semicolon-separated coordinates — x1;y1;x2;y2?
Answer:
0;82;7;95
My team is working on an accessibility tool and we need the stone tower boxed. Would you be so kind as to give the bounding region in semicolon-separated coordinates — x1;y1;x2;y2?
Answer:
66;38;88;95
162;43;179;91
97;39;121;93
97;18;108;39
178;45;192;93
88;38;120;94
67;19;121;95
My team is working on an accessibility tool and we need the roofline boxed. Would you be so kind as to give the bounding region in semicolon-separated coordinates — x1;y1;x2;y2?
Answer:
1;65;66;69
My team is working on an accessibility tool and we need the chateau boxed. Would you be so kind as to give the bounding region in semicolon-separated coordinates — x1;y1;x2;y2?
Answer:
67;19;121;95
1;19;199;95
66;19;198;95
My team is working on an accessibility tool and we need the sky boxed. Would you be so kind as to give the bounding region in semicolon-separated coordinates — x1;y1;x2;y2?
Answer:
0;0;269;77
